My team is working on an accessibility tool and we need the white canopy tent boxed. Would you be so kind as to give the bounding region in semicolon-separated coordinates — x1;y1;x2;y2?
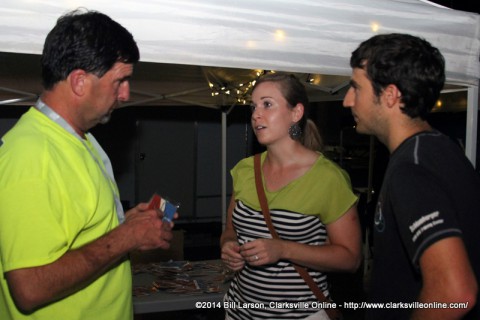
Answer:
1;0;479;83
1;0;479;217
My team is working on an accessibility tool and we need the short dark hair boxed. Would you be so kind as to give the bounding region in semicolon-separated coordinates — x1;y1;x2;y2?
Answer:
350;33;445;119
41;9;140;90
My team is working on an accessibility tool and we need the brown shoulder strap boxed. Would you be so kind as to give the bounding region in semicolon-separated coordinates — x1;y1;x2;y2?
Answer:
253;153;278;238
253;153;341;320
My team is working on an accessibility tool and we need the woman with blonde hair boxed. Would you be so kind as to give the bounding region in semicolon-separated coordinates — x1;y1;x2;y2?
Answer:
221;73;361;319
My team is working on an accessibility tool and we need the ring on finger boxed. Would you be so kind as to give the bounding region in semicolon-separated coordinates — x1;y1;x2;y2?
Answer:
254;255;259;261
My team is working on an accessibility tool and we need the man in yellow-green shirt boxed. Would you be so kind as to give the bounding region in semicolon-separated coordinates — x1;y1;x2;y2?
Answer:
0;10;175;320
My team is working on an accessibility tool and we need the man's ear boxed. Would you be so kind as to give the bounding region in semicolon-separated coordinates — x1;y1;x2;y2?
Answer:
68;69;88;96
383;84;402;109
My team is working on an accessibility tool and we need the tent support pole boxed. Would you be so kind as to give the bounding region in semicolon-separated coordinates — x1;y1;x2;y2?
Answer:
221;103;236;230
465;84;479;168
221;110;227;230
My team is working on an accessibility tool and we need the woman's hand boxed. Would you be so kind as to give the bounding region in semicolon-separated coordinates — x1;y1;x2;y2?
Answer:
221;240;245;271
240;239;283;266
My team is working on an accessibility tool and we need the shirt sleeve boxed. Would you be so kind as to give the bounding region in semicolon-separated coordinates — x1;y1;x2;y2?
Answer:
389;164;462;268
0;179;69;271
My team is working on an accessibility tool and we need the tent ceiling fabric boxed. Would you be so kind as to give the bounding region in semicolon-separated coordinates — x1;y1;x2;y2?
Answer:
0;52;353;108
0;52;467;111
127;62;352;108
0;0;479;86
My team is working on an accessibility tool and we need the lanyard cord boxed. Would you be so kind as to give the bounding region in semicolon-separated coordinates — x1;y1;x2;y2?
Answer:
35;99;125;223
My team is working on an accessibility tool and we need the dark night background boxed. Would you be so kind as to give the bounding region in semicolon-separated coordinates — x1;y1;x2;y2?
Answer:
428;1;479;14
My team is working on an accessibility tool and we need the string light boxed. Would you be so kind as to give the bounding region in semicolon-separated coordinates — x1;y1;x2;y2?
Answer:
274;29;286;42
370;22;380;32
207;69;290;106
208;79;255;104
436;100;443;109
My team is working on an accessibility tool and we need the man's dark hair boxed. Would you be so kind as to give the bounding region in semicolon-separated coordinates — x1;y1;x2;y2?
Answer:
350;33;445;119
41;9;140;90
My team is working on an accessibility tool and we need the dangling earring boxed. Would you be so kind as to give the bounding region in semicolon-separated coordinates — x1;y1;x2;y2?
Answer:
288;123;302;140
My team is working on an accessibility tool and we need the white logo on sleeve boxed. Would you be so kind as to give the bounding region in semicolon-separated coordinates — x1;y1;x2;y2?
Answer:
409;211;444;242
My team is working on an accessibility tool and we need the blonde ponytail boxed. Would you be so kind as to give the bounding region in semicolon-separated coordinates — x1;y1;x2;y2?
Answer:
302;119;323;152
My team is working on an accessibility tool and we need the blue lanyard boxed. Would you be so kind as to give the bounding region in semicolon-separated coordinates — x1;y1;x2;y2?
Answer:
36;99;125;223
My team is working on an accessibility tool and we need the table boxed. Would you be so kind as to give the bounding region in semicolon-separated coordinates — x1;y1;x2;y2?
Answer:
132;260;231;314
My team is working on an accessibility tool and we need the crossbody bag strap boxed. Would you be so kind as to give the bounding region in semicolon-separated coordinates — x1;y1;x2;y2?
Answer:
253;153;278;238
253;153;341;320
